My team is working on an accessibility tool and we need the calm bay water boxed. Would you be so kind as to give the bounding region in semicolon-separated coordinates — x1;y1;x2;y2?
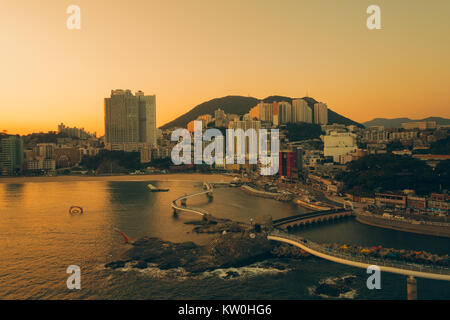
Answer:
0;179;449;300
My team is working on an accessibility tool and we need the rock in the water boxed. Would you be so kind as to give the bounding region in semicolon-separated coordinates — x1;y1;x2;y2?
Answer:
315;283;343;297
133;260;148;269
223;271;240;279
105;260;127;269
343;275;357;286
314;277;354;298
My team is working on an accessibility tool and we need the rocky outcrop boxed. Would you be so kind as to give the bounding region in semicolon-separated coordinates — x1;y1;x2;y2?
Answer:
185;218;247;234
271;244;310;258
105;231;311;273
207;232;274;268
105;260;128;269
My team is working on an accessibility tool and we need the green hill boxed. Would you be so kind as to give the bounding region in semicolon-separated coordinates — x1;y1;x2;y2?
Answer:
160;95;363;130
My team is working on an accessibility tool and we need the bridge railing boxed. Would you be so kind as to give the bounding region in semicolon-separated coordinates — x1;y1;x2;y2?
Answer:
173;183;213;202
269;230;450;276
171;182;214;216
173;204;210;216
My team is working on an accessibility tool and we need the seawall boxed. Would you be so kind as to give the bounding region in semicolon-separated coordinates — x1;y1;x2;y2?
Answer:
240;185;280;199
356;214;450;238
293;198;331;211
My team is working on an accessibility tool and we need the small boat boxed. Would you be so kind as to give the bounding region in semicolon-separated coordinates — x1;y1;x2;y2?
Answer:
147;184;169;192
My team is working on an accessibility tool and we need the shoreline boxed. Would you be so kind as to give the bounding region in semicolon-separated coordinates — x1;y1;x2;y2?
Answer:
240;185;280;199
293;198;332;211
0;173;234;184
356;214;450;239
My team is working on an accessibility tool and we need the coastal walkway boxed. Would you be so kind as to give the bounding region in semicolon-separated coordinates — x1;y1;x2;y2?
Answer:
171;182;214;218
267;230;450;299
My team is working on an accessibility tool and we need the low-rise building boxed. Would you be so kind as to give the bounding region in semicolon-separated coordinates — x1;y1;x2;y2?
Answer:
390;131;418;141
54;147;80;168
428;193;449;214
25;158;56;172
339;149;366;164
375;193;407;209
407;196;427;211
362;127;389;143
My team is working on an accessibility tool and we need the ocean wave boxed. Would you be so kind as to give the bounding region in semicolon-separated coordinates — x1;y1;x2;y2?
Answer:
200;261;292;280
109;260;291;281
116;262;190;280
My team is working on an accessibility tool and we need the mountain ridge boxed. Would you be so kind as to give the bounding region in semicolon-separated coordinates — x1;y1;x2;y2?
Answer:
160;95;363;130
363;117;450;128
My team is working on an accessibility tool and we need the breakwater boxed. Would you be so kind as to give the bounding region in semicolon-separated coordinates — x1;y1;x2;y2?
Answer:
240;185;293;202
240;185;280;199
293;198;331;211
356;213;450;238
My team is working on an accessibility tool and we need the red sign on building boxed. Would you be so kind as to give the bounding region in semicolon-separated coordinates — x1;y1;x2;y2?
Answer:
279;151;297;178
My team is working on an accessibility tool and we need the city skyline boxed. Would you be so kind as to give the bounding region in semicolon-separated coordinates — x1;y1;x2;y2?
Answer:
3;90;449;137
1;0;450;135
1;0;449;303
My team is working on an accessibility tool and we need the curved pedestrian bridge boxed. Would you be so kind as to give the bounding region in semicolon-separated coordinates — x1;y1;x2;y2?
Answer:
268;230;450;281
171;182;214;217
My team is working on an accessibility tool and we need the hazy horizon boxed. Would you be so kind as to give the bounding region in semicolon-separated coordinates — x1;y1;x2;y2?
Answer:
1;0;449;135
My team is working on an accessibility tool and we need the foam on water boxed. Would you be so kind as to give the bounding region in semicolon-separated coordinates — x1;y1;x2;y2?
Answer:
202;261;291;280
110;260;291;281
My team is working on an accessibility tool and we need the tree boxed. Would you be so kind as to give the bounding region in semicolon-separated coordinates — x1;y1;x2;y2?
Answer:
386;140;405;152
284;123;323;141
338;154;439;196
80;150;142;172
429;136;450;155
434;159;450;190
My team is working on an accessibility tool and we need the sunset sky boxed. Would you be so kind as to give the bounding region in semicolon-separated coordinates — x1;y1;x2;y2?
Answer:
1;0;449;135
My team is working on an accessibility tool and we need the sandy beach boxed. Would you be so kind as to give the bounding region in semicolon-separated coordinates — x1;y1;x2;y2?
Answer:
0;173;234;184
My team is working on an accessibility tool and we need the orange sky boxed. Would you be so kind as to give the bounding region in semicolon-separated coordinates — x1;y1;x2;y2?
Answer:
1;0;449;136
